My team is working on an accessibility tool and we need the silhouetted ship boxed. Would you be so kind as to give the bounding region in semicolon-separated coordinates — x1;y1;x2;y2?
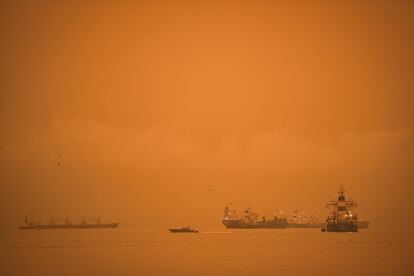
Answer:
223;206;288;228
322;186;358;232
19;216;119;230
169;226;198;233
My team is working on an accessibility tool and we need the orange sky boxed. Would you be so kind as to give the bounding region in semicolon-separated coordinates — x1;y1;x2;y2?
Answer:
1;1;413;228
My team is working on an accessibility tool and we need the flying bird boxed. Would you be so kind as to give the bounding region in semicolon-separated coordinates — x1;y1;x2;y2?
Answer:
57;154;62;167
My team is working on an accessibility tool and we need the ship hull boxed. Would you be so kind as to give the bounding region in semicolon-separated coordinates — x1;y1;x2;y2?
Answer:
223;220;287;229
326;223;358;232
287;223;325;228
169;229;198;233
19;223;119;230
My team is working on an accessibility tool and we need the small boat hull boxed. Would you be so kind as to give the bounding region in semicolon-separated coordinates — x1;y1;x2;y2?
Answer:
169;228;198;233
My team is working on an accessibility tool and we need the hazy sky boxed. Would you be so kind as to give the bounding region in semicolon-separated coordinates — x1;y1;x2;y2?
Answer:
1;1;413;228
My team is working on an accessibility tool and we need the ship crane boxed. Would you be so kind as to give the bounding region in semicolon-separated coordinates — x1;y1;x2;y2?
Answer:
222;205;288;229
261;208;280;222
261;208;276;217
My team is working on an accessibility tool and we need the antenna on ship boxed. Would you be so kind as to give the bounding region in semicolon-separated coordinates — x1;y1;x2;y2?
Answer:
339;184;345;195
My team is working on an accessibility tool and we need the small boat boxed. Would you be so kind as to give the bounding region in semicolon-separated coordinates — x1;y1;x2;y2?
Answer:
169;226;198;233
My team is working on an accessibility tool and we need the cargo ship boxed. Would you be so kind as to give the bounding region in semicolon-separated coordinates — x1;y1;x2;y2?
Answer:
322;186;358;232
223;206;288;228
19;216;119;230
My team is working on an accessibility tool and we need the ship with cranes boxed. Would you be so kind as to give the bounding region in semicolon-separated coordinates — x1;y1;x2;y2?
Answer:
222;186;369;230
287;209;325;228
19;216;119;230
223;206;288;228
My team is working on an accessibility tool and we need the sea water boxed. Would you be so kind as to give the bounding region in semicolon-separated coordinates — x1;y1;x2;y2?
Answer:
0;227;413;275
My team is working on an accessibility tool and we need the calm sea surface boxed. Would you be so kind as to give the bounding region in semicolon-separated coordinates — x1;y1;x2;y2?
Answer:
0;227;413;276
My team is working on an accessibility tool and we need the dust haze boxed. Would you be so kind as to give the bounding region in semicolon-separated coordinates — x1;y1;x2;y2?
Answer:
1;1;413;229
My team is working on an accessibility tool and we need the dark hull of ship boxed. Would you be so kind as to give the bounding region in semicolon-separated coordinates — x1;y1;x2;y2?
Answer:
223;220;287;229
19;223;119;230
169;229;198;233
326;223;358;232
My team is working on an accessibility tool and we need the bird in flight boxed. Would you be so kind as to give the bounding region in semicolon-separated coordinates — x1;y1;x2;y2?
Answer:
57;154;62;167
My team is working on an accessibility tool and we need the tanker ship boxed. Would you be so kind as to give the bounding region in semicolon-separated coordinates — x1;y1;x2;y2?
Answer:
19;216;119;230
223;206;288;228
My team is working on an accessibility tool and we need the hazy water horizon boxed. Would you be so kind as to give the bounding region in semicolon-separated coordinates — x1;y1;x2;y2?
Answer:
1;227;413;275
